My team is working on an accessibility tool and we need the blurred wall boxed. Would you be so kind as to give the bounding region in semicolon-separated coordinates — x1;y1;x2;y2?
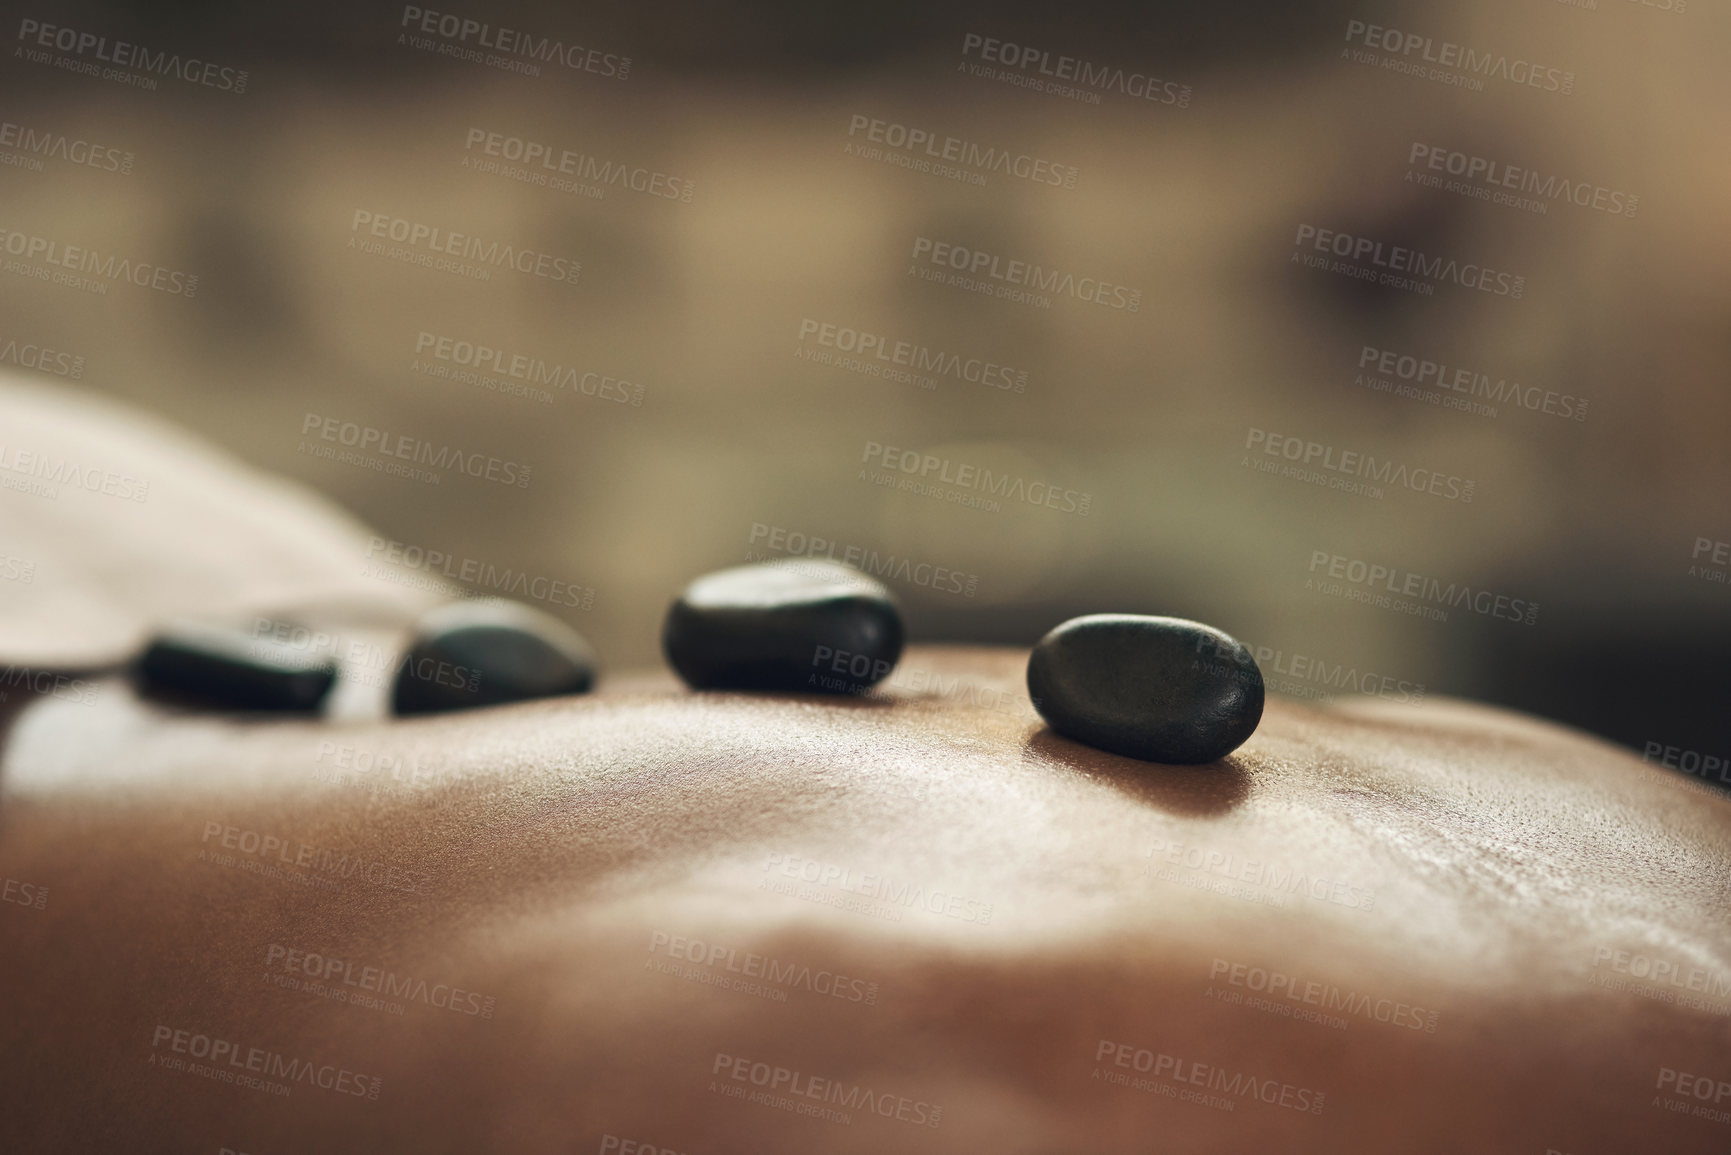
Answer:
3;0;1728;775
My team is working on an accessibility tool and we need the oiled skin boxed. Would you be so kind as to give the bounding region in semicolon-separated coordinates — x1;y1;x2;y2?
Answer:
2;647;1728;1155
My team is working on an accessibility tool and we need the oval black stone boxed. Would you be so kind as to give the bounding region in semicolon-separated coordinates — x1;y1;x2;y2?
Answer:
662;560;903;693
392;599;596;716
1026;614;1264;764
135;621;338;713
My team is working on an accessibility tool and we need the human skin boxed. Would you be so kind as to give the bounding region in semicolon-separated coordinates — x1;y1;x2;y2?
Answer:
2;647;1727;1155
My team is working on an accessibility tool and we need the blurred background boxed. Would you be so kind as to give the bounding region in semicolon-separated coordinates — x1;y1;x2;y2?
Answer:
2;0;1727;778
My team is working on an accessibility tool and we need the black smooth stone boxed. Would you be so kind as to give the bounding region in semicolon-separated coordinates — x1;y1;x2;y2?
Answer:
1026;614;1263;764
392;599;596;716
135;621;337;712
663;560;903;693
